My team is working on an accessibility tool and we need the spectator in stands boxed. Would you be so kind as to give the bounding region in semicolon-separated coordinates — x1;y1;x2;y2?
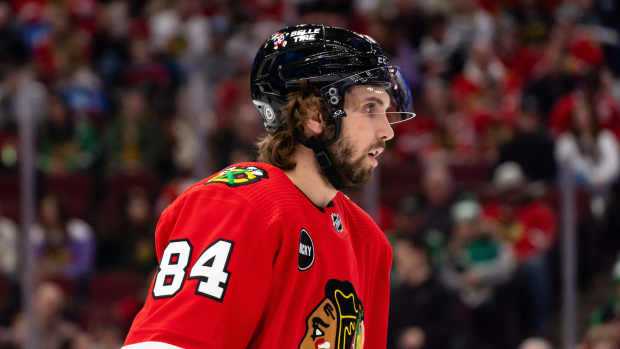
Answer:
507;0;553;46
103;87;164;175
0;0;27;131
166;89;200;175
555;90;620;218
366;16;422;92
441;197;517;349
148;1;211;61
497;94;557;183
448;37;508;163
123;28;172;97
419;13;453;79
447;0;495;49
38;93;99;174
0;210;18;329
390;196;424;236
91;1;131;87
393;77;445;161
0;281;78;348
549;69;620;140
581;321;620;349
0;211;16;278
525;21;580;120
460;39;507;94
419;162;458;242
589;257;620;330
392;194;445;270
98;187;156;274
388;233;468;349
483;162;557;335
32;194;95;282
0;1;28;70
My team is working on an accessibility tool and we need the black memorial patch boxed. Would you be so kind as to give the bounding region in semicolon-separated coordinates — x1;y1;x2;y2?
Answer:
298;229;315;271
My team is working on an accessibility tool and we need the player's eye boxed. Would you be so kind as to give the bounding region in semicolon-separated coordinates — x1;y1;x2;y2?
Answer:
314;327;324;337
363;103;376;114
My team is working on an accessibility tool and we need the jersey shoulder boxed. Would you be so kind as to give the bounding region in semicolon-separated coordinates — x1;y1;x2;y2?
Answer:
163;162;294;219
202;162;296;202
154;163;290;259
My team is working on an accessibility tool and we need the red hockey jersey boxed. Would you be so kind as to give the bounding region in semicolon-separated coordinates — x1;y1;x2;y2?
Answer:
123;162;392;349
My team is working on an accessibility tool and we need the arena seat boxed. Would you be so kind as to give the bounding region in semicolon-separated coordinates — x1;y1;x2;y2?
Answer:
90;271;145;306
0;174;20;221
87;271;147;327
44;172;95;219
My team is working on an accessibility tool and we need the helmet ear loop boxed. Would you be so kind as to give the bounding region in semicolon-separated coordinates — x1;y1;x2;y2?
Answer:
319;85;347;146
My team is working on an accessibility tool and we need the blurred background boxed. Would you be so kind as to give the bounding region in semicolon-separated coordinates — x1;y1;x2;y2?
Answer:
0;0;619;348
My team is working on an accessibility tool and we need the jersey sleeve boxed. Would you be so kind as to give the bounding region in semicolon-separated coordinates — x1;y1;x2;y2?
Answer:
366;236;392;348
124;185;281;348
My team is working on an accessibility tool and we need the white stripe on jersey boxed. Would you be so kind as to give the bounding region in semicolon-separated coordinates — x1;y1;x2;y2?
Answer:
121;342;184;349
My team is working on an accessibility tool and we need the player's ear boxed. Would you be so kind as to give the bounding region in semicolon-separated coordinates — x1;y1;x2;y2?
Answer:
303;107;325;137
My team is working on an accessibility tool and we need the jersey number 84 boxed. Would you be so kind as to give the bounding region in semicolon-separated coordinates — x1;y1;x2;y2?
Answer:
152;239;234;302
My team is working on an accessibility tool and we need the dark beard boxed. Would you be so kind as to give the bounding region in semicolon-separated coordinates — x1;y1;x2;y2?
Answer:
328;136;382;187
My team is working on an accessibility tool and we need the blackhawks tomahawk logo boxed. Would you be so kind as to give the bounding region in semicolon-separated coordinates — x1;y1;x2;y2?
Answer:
206;166;268;187
299;279;365;349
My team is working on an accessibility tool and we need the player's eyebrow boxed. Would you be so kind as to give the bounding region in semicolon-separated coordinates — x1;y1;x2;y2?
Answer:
362;96;385;106
313;317;330;328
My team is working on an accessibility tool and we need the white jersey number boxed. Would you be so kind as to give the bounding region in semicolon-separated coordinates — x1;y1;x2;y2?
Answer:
152;239;234;302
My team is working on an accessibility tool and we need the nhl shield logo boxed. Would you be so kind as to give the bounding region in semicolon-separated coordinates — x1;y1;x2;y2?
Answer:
298;229;315;271
331;213;343;233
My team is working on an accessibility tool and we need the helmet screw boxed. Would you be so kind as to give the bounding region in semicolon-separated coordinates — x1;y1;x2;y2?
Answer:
264;107;275;121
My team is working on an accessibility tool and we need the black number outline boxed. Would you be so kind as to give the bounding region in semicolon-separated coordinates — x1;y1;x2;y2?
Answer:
152;239;194;299
188;238;235;303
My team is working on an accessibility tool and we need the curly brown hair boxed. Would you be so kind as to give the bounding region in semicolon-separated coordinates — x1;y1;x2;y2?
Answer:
257;84;336;170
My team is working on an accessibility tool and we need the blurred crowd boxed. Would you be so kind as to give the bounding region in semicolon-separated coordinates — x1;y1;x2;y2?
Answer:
0;0;619;348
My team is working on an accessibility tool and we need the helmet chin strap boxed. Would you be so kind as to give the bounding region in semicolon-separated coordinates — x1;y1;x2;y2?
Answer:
299;116;344;190
301;137;343;190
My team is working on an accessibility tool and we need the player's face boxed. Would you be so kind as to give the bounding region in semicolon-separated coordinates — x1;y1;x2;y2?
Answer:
329;85;394;186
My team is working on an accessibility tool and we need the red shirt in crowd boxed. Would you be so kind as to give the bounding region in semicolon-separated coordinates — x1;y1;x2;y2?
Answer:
549;92;620;140
483;200;557;261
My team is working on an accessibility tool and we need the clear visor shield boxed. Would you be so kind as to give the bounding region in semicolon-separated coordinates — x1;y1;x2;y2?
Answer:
320;66;416;124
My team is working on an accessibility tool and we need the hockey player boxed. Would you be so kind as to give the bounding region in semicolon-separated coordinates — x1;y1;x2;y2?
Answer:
123;24;415;349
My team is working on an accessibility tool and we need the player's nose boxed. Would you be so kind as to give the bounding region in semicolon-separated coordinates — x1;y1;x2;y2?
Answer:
377;114;394;141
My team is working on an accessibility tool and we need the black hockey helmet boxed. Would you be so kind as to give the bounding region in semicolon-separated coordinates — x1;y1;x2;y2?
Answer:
250;24;415;135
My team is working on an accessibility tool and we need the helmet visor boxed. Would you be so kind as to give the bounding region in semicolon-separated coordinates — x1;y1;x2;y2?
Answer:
320;66;416;124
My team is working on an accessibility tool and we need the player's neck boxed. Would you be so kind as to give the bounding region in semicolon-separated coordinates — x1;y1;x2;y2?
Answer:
285;145;338;208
